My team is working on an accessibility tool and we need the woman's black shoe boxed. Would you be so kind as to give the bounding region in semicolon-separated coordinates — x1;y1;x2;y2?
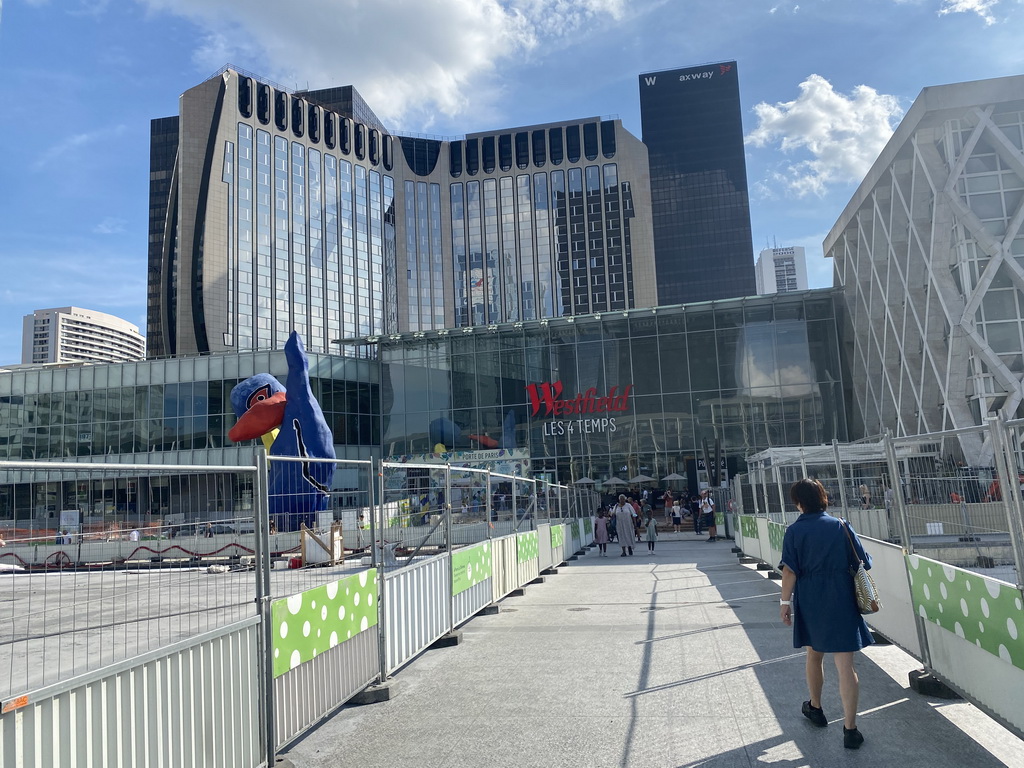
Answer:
802;701;828;727
843;726;864;749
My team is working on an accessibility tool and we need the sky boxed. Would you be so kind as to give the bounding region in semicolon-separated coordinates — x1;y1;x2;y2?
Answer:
0;0;1022;366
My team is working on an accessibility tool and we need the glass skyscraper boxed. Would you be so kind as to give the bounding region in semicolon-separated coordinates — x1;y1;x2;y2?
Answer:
639;61;756;305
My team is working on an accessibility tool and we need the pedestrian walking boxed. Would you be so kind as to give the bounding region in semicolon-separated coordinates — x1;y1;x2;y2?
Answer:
612;495;635;557
699;490;717;541
779;478;873;750
594;509;610;556
671;499;682;533
644;513;658;553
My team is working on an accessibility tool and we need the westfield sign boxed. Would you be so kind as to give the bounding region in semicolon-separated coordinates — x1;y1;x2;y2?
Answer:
526;381;633;417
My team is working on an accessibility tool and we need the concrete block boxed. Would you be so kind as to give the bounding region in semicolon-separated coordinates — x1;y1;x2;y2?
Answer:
529;576;546;585
731;547;742;553
908;669;960;699
508;588;526;597
430;631;463;649
767;571;782;580
349;680;397;705
738;556;758;564
542;567;559;575
755;563;772;571
567;555;579;561
274;758;296;768
480;603;500;615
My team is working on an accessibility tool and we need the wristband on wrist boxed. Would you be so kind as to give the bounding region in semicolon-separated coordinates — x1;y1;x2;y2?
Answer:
779;599;792;605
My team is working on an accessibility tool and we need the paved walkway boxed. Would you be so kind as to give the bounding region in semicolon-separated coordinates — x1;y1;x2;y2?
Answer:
281;534;1024;767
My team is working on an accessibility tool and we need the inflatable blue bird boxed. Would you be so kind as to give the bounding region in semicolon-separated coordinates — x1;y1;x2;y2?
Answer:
229;332;335;531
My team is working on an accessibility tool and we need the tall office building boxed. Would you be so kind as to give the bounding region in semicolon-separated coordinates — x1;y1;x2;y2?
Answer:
755;246;808;294
22;307;146;364
639;61;756;305
147;67;656;357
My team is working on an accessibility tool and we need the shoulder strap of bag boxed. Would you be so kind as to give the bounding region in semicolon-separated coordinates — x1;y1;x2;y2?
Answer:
841;520;862;565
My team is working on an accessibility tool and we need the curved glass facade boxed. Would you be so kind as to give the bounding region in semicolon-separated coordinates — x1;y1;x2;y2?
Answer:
0;352;379;461
378;290;849;492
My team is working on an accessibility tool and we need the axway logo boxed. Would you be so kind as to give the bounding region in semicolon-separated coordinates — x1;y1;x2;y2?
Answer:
645;64;732;86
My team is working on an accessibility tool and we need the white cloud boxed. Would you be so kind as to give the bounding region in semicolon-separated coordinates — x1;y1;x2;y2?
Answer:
134;0;627;128
745;75;903;197
939;0;999;24
93;217;127;235
32;125;127;170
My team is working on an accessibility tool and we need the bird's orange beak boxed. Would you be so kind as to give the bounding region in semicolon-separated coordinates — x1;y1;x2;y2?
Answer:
229;391;288;442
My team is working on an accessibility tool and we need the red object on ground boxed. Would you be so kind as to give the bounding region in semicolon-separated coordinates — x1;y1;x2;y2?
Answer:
289;557;303;569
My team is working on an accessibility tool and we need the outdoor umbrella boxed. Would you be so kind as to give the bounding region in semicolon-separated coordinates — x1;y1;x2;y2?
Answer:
574;477;596;485
603;477;627;486
661;473;685;482
628;474;656;484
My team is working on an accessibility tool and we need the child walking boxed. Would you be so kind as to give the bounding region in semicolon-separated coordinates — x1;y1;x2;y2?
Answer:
645;513;658;553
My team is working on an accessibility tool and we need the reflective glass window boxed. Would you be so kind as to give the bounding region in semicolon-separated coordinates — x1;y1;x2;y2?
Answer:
583;122;598;161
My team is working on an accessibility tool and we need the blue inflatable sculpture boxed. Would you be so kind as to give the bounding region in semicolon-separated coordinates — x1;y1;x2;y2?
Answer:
229;332;335;531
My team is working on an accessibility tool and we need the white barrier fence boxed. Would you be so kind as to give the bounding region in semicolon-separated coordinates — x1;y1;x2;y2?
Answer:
732;513;1024;737
1;517;590;767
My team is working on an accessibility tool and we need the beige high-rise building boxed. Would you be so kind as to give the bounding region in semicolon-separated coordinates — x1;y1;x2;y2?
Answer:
22;307;146;364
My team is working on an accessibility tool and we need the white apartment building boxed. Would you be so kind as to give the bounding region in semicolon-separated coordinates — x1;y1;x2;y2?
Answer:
22;307;146;364
755;246;808;294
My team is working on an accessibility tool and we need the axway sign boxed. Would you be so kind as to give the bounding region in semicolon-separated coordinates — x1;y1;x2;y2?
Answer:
643;64;732;86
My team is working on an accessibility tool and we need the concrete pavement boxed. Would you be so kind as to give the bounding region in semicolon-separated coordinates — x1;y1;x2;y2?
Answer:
281;533;1024;767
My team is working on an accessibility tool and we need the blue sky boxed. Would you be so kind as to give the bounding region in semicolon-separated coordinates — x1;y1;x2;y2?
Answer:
1;0;1022;365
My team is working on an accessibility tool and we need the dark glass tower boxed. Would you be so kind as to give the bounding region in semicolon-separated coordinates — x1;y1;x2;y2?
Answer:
639;61;755;305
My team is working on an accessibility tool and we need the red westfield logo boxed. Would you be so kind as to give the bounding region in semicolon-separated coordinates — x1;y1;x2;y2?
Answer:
720;64;732;75
526;381;633;417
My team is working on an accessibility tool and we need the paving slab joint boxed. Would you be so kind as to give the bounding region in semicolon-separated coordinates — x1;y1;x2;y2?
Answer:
430;630;464;649
908;668;960;699
349;680;397;705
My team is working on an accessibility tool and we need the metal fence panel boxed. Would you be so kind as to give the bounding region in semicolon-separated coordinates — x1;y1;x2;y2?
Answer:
453;578;493;627
384;554;451;674
0;618;261;768
491;536;518;602
861;538;922;658
537;524;552;572
273;627;378;749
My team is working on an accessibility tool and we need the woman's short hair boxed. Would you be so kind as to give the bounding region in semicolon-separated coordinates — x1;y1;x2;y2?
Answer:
790;478;829;512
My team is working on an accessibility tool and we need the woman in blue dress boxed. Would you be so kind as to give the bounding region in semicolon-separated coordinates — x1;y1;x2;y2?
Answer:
779;478;873;750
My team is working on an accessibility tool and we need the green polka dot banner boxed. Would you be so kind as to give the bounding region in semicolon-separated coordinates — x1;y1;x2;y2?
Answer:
551;525;564;549
767;521;785;553
451;542;492;596
517;530;539;562
271;568;379;678
907;554;1024;671
740;515;758;539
